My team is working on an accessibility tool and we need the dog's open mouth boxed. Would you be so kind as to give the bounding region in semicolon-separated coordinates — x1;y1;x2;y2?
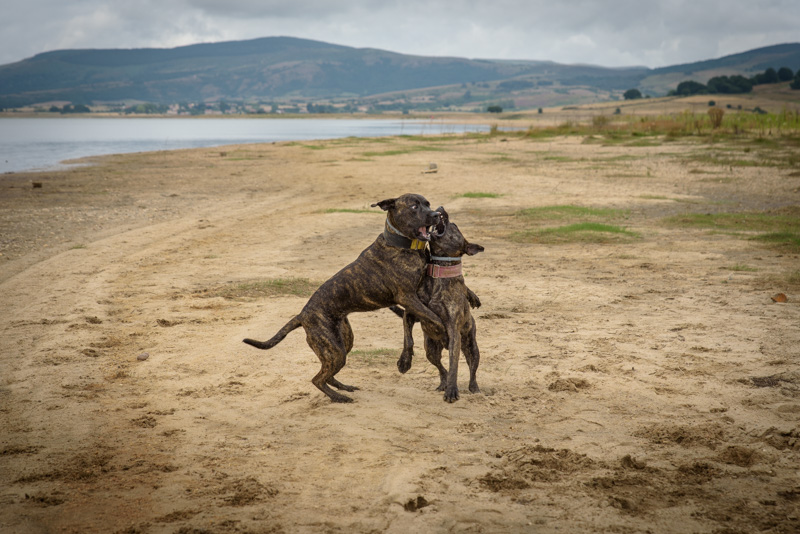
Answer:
416;226;432;241
431;218;446;238
430;207;448;239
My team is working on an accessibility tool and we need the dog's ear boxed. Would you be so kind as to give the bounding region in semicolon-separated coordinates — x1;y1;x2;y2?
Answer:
465;243;484;256
371;198;397;211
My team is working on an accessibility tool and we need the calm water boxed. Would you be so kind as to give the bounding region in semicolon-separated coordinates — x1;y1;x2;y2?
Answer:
0;117;487;174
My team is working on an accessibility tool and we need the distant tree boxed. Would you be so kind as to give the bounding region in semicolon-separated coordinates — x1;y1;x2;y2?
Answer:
49;105;60;112
623;88;642;100
707;75;752;94
487;105;503;113
538;107;543;114
777;67;794;82
753;67;779;85
675;80;708;96
791;72;800;90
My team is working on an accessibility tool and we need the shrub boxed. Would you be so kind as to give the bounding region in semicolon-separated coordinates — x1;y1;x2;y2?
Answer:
676;80;708;95
623;88;642;100
487;105;503;113
708;107;724;128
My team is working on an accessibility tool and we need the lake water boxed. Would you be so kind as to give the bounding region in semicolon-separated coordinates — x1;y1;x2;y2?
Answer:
0;117;488;174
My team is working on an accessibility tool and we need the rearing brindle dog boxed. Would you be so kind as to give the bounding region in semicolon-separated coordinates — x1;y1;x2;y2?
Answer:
243;194;446;403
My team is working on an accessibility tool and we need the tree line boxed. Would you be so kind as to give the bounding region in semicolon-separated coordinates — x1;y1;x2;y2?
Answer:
671;66;799;96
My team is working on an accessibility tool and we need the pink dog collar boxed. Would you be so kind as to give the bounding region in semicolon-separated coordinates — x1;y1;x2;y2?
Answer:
426;263;462;278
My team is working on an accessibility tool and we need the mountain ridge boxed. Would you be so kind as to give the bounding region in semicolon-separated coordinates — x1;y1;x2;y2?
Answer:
1;36;798;110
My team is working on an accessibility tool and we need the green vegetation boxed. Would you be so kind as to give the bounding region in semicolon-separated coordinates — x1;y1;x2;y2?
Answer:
348;348;398;368
206;278;317;300
726;264;758;272
670;66;796;96
361;146;445;157
664;209;800;252
459;192;503;198
511;223;639;244
751;232;800;252
510;205;636;244
514;109;800;148
623;89;643;100
322;208;379;214
516;205;629;220
757;269;800;290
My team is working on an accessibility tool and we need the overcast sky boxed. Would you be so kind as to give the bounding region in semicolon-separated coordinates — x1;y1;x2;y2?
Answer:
2;1;798;68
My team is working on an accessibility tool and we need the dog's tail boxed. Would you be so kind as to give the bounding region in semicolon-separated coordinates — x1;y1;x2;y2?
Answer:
243;315;303;350
388;305;405;319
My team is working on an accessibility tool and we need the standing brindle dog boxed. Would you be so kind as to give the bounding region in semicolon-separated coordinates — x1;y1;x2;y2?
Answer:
243;194;446;403
393;207;484;402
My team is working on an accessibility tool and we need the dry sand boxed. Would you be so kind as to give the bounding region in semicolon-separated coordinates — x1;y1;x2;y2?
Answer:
1;131;799;533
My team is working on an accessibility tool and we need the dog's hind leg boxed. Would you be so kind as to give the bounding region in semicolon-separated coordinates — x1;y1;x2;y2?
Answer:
463;316;481;394
327;317;359;392
306;318;355;403
443;324;461;403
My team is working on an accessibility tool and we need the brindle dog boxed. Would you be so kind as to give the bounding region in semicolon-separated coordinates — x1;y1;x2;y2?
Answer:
243;193;446;403
394;207;484;402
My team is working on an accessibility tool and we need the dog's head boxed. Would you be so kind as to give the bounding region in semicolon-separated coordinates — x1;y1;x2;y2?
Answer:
372;193;441;242
429;206;484;258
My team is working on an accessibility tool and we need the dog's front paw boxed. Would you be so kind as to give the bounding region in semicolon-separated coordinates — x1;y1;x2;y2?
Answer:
397;350;413;374
467;289;481;309
443;386;460;403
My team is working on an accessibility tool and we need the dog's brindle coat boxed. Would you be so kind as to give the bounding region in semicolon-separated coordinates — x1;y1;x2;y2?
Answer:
394;208;483;402
243;194;445;403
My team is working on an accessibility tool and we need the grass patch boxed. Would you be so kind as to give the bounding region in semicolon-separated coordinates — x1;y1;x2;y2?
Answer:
517;111;800;143
516;205;628;220
756;269;800;290
664;209;800;233
459;192;503;199
205;278;317;300
726;264;758;272
349;348;398;368
664;207;800;253
361;146;445;157
750;232;800;253
322;208;380;214
511;223;639;244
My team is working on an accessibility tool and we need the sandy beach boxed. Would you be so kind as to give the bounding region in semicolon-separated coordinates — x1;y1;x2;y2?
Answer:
1;129;799;533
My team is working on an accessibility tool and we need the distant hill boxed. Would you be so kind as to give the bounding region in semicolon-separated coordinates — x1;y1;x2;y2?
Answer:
638;43;800;96
0;36;798;110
